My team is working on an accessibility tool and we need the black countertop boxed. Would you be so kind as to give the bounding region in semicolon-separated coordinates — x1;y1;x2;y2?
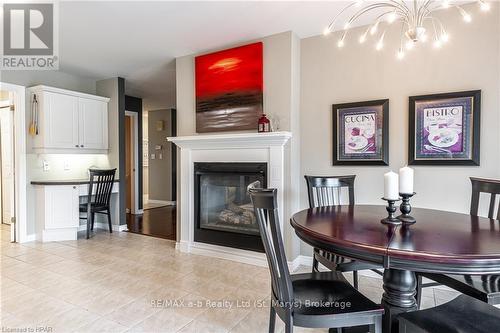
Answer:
31;179;119;186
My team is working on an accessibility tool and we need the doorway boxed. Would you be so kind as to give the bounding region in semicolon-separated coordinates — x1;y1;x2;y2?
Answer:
0;91;15;242
127;108;177;240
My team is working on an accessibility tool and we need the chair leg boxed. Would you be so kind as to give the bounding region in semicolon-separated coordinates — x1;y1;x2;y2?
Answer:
353;270;359;290
416;274;423;309
284;313;293;333
312;254;319;273
86;212;91;239
91;213;95;231
268;306;276;333
107;209;113;233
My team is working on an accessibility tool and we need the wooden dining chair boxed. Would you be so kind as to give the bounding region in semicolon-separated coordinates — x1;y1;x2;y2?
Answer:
249;188;383;333
80;168;117;239
304;175;382;289
415;177;500;307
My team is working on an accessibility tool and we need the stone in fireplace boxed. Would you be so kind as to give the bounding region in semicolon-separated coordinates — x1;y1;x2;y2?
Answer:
194;162;266;252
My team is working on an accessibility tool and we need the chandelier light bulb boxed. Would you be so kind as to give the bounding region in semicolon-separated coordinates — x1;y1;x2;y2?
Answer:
480;1;491;11
337;39;345;48
463;12;472;22
441;32;449;43
442;0;450;9
387;11;397;24
433;39;442;48
397;48;405;59
359;33;367;44
323;27;331;36
375;33;385;51
344;22;351;30
370;22;379;35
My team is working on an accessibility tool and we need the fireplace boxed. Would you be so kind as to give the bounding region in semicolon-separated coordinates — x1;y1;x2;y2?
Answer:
194;162;266;252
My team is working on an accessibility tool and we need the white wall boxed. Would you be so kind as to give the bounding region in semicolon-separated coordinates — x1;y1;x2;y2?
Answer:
300;6;500;254
1;71;96;95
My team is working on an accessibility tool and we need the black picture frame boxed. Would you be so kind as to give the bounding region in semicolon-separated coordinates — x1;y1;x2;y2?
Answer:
332;99;389;166
408;90;481;166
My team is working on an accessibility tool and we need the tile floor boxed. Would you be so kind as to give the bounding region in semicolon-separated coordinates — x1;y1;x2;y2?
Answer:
0;224;460;333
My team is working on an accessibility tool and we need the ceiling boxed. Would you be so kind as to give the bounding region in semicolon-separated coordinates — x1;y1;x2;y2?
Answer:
59;1;375;110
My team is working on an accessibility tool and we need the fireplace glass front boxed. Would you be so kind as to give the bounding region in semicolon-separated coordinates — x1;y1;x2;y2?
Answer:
194;162;266;252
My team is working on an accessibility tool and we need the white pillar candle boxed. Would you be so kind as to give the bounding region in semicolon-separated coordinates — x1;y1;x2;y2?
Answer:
384;171;399;200
399;166;414;194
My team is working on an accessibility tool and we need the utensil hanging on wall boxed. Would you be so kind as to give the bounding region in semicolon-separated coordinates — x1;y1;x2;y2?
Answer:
29;94;39;136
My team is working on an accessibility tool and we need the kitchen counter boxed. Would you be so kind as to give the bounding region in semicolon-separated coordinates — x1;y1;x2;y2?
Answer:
31;179;119;186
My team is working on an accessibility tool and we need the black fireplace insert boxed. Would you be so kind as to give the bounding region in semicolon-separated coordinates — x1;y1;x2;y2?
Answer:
194;162;266;252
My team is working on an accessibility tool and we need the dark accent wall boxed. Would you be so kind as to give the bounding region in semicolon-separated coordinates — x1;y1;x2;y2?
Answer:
117;78;126;225
125;95;143;210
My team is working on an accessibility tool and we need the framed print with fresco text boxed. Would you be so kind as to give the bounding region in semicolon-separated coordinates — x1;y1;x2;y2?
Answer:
409;90;481;166
332;99;389;165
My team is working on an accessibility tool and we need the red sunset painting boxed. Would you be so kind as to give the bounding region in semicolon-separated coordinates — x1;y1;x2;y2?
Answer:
195;42;263;133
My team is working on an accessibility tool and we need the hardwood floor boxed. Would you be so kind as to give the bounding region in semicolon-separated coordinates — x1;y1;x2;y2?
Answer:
126;206;176;240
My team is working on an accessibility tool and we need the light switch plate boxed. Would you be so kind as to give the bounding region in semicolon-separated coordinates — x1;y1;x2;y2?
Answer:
151;154;156;160
42;160;50;171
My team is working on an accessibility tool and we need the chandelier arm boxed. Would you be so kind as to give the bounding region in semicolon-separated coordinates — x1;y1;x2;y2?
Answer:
345;3;402;28
326;1;360;31
424;16;446;36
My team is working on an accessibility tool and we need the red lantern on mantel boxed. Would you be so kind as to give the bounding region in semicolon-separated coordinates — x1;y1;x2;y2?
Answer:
258;114;271;133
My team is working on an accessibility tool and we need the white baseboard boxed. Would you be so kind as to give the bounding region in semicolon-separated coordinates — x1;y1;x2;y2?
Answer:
20;233;37;243
78;223;128;232
176;241;268;267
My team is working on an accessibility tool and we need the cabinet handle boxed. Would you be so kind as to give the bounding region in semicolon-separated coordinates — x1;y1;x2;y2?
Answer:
73;186;76;189
75;145;79;147
80;145;84;147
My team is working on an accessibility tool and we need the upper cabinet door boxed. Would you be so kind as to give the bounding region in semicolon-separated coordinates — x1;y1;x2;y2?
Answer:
44;92;79;149
78;98;108;149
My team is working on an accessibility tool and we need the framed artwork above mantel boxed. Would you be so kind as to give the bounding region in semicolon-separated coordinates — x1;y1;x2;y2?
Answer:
408;90;481;166
332;99;389;166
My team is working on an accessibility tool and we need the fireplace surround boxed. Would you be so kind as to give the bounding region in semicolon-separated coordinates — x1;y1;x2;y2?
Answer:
168;131;292;266
194;162;267;252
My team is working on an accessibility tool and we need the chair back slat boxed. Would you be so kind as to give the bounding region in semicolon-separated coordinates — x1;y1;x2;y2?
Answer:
88;169;117;207
470;177;500;220
249;188;293;306
304;175;355;208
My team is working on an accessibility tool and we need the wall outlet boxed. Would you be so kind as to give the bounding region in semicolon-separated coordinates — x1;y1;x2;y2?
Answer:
151;154;155;160
42;160;50;171
63;160;70;170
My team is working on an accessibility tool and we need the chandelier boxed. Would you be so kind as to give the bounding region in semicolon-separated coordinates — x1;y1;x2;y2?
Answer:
323;1;491;59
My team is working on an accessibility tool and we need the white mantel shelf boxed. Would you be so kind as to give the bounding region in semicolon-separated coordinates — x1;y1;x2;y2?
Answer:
167;131;292;149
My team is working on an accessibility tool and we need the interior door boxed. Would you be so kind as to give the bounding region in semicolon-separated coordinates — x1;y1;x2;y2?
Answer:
45;92;79;149
79;98;107;149
0;106;14;226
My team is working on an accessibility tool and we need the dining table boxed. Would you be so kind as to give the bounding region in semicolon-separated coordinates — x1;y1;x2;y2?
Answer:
290;205;500;333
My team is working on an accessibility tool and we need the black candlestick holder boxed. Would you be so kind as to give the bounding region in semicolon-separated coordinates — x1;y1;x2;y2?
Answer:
381;197;402;226
398;192;416;225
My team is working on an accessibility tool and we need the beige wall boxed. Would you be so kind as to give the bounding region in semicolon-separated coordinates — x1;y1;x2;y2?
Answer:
148;109;173;201
300;6;500;254
1;70;96;94
175;31;302;257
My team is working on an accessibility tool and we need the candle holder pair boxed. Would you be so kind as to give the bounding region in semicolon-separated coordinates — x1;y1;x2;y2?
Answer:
381;192;416;226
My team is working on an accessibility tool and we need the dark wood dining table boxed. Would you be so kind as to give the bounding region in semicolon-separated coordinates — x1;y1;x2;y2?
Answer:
290;205;500;333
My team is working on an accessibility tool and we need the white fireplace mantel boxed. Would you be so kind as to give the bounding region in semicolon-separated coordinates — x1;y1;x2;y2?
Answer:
168;131;292;149
167;131;292;266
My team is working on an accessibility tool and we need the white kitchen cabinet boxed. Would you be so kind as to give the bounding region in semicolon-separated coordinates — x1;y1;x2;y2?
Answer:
79;97;108;149
33;181;120;242
29;85;110;153
35;185;80;242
